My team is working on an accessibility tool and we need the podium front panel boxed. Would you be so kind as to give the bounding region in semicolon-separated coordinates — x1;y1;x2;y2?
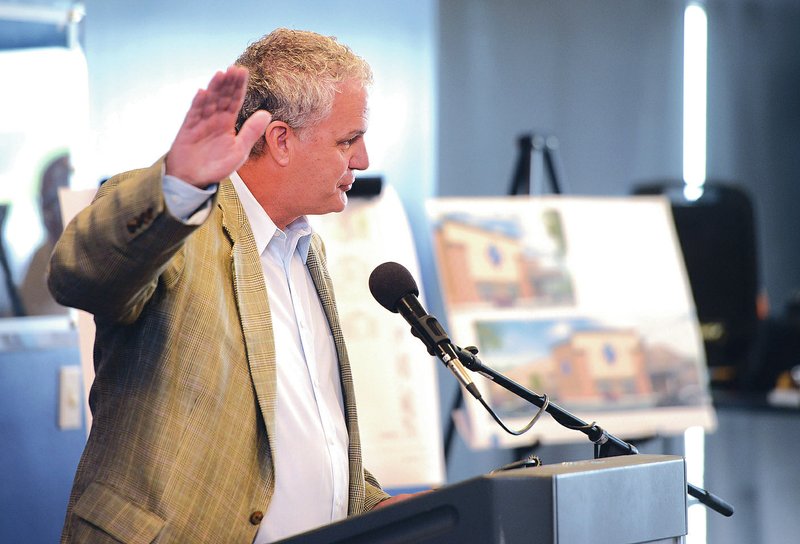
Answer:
277;454;687;544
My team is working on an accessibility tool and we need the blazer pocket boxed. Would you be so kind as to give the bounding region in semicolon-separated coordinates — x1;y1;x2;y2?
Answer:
72;481;165;544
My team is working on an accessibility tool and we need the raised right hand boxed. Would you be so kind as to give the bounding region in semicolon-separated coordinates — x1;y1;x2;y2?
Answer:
165;65;271;187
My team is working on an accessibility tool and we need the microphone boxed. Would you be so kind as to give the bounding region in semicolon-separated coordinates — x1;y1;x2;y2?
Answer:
368;262;481;399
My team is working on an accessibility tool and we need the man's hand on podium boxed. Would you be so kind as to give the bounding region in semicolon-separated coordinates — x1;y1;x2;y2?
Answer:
373;490;432;510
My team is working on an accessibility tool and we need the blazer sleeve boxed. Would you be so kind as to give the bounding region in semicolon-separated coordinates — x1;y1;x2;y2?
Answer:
363;468;391;510
47;159;209;323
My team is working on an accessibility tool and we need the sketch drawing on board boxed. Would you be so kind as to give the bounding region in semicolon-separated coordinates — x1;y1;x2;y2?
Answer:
431;207;575;310
426;196;715;448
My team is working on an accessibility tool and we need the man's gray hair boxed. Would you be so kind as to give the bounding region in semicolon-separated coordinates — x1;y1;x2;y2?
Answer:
235;28;373;156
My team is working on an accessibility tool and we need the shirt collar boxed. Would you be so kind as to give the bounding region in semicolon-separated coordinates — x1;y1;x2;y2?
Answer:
229;171;314;263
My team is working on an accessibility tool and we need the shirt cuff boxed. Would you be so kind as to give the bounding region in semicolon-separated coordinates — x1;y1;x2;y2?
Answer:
162;174;218;225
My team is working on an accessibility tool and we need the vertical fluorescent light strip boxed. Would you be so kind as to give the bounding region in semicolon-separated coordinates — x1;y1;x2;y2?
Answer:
685;425;708;543
683;3;708;201
684;8;709;542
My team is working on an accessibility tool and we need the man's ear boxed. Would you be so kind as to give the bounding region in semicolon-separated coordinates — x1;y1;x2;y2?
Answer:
264;121;291;166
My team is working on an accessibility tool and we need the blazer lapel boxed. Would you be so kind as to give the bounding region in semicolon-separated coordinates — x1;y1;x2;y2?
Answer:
306;234;366;515
219;181;278;459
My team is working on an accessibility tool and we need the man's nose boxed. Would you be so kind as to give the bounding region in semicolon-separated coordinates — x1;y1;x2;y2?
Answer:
350;139;369;171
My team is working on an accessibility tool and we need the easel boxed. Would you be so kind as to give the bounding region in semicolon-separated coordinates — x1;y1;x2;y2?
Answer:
508;133;565;196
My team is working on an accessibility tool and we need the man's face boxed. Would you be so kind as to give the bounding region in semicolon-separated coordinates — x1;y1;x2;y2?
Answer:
287;79;369;219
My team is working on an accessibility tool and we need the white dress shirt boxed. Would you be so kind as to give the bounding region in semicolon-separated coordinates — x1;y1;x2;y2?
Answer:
162;173;350;543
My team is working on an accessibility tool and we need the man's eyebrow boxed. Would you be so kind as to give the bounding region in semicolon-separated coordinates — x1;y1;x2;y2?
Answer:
339;129;366;141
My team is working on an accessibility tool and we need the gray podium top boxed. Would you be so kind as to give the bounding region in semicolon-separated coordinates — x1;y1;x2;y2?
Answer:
278;454;687;544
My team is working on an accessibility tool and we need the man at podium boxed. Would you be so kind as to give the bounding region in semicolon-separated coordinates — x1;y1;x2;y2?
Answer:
49;28;408;543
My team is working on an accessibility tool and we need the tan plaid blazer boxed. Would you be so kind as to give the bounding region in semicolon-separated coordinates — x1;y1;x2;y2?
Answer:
49;160;388;543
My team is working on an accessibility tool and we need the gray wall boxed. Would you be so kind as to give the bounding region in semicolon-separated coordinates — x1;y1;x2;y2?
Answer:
437;0;685;198
705;405;800;543
705;0;800;312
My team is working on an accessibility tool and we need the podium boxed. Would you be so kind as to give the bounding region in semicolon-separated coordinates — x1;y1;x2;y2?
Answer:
278;454;687;544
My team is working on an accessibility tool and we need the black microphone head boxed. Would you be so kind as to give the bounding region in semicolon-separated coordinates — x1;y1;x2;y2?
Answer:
368;261;419;313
